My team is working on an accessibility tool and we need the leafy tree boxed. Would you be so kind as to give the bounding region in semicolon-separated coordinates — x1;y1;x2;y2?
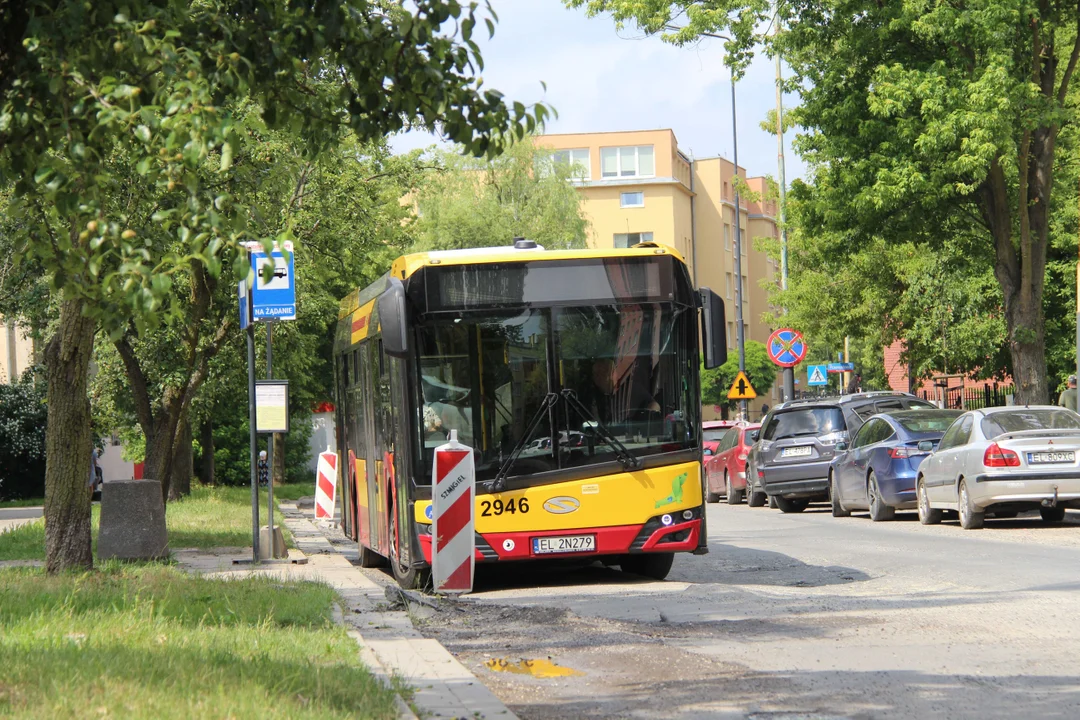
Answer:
2;0;549;572
413;140;589;250
570;0;1080;405
0;369;47;501
701;340;777;411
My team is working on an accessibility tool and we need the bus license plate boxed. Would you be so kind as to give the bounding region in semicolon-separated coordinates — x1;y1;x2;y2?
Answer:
532;535;596;555
1028;451;1075;464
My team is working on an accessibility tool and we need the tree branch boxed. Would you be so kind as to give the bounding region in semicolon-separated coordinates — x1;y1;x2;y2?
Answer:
1058;2;1080;103
114;331;155;437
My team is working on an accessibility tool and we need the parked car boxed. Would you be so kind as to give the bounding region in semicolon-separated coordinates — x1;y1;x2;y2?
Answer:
702;420;737;444
706;424;760;505
829;409;961;520
748;393;937;512
917;406;1080;529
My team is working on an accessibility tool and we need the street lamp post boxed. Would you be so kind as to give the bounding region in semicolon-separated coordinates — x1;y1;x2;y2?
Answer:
774;31;795;403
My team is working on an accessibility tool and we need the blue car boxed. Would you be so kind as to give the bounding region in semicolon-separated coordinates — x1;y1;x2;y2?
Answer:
829;409;961;521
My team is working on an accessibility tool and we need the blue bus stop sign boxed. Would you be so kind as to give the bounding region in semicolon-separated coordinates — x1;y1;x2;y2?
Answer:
249;242;296;321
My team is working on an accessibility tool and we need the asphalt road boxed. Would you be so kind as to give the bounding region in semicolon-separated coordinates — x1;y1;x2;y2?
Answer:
0;506;42;535
400;502;1080;719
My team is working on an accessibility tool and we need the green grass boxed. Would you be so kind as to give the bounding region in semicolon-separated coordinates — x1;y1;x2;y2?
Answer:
0;485;293;561
272;482;316;502
0;565;399;719
0;498;45;508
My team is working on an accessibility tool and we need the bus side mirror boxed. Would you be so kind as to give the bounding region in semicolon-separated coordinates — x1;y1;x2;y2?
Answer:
377;277;409;358
699;287;727;369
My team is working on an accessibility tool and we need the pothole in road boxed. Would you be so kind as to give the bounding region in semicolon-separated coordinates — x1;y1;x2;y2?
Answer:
484;658;584;678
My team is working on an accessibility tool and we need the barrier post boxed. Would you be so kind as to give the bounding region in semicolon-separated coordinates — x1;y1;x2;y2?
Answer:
315;446;338;521
432;430;475;594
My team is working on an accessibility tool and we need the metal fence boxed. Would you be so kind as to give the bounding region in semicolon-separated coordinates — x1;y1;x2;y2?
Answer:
920;383;1015;411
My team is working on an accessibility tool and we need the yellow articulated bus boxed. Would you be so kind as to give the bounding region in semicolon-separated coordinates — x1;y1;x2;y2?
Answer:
333;239;726;588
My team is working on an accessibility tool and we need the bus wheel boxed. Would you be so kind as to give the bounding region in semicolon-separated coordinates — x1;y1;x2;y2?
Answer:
389;507;429;590
358;544;386;568
620;552;674;581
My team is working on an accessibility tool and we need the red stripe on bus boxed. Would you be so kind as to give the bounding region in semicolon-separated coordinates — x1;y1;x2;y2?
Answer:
436;490;473;552
352;316;368;332
435;449;470;484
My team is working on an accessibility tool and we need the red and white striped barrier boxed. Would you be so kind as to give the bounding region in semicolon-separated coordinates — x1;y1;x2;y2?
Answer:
315;448;337;520
432;430;475;593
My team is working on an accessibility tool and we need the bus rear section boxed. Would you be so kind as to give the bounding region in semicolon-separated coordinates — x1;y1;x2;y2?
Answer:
333;243;726;588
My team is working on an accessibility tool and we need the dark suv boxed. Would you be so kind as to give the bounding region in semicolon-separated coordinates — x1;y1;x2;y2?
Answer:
746;393;935;512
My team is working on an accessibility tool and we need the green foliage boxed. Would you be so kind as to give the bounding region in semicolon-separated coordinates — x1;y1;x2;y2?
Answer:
700;341;777;409
0;371;47;500
413;140;590;250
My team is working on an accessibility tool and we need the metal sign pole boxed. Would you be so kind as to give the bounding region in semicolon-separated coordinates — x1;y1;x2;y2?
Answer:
731;70;747;421
244;277;260;562
266;320;275;545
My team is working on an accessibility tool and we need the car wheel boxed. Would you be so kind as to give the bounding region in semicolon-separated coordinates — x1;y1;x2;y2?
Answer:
769;495;779;509
775;496;809;513
725;472;744;505
918;477;942;525
1040;506;1066;523
747;488;767;507
706;479;721;504
830;471;851;518
958;480;984;530
867;472;896;522
620;552;675;580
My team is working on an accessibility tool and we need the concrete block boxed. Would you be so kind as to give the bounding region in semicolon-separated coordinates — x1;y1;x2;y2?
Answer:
259;525;287;559
97;480;168;561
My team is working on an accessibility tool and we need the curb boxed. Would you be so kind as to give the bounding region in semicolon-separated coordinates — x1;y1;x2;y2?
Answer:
279;503;519;720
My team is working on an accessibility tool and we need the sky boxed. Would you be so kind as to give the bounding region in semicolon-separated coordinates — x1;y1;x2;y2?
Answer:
389;0;807;183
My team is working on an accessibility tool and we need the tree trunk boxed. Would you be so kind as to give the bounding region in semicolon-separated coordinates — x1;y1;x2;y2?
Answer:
168;413;193;501
272;432;285;486
200;418;215;486
142;418;177;502
43;299;96;574
1004;284;1048;405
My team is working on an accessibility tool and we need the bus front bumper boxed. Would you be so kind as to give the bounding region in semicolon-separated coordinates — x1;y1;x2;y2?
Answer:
416;513;702;564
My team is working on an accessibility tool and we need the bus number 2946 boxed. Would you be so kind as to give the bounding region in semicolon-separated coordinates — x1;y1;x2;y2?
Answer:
480;498;530;516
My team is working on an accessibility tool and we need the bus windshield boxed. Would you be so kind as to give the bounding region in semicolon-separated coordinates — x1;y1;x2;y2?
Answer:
416;303;697;485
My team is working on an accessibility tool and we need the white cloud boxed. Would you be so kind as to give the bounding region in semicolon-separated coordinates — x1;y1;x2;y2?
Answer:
391;0;806;182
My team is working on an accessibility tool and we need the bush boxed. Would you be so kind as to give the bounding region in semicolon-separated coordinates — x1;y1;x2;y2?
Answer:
0;372;47;500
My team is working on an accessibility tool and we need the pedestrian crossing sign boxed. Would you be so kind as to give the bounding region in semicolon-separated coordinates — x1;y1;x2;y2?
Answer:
807;365;828;386
727;371;758;400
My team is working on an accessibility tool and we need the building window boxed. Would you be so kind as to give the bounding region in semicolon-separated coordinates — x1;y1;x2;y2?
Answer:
727;321;735;348
742;276;749;300
723;181;729;199
613;232;654;248
725;272;733;299
620;191;645;208
551;148;590;178
723;224;731;251
600;145;655;178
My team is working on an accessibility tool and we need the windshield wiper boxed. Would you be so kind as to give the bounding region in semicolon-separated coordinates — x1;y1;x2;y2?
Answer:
560;389;642;471
490;392;558;493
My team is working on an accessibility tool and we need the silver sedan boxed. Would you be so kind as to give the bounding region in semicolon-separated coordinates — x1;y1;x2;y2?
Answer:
917;406;1080;529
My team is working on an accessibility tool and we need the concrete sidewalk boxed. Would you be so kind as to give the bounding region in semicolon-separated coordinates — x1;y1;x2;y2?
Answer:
0;506;43;535
176;507;517;720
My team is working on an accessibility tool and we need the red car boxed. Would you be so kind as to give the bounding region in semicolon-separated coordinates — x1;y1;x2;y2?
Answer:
705;423;760;504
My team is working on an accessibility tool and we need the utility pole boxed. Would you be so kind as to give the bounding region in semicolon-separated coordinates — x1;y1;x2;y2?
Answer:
774;14;795;404
731;72;747;420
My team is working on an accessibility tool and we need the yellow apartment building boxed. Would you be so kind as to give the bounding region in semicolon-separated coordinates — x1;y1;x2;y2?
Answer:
537;130;782;415
0;318;34;384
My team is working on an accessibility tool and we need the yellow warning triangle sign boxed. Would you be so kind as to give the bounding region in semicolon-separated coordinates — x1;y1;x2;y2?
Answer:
727;371;758;400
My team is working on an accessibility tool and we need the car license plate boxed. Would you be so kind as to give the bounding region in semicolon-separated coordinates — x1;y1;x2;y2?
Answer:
1028;451;1075;464
781;446;813;458
532;535;596;555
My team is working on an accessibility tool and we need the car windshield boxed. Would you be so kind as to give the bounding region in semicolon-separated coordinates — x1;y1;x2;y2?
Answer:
763;407;845;441
981;409;1080;438
895;412;960;434
416;302;697;484
702;429;729;442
